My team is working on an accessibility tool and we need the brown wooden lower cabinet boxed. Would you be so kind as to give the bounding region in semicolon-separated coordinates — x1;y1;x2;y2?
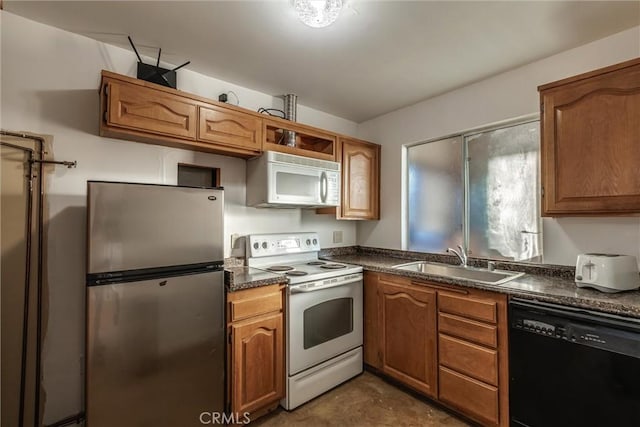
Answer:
438;289;509;427
378;275;438;397
364;272;509;427
439;334;498;386
227;284;285;422
231;313;283;414
439;366;499;426
438;312;498;348
363;271;382;368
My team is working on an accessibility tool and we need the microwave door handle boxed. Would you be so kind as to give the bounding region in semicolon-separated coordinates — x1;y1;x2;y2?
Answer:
320;171;328;203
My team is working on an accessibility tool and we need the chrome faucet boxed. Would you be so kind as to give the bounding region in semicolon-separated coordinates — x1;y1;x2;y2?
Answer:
447;245;468;267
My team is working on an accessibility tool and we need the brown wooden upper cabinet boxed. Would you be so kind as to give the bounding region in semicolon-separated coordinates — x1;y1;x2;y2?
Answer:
100;71;261;157
263;118;336;161
539;57;640;216
198;105;262;152
105;76;198;140
338;137;381;220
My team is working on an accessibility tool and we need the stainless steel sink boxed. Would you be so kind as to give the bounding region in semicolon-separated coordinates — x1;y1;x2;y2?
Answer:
392;261;525;285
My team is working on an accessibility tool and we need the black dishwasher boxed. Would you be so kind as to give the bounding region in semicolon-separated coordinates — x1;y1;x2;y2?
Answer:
509;299;640;427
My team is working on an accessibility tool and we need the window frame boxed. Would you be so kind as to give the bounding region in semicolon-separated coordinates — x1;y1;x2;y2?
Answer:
402;114;542;261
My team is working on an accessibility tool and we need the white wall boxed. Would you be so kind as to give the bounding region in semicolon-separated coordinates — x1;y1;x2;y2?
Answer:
357;26;640;266
0;12;356;423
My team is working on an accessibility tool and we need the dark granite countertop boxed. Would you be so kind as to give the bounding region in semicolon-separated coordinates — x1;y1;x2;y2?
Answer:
320;248;640;319
224;266;288;292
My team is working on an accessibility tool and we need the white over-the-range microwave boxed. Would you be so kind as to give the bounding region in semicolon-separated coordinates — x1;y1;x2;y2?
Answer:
246;151;340;208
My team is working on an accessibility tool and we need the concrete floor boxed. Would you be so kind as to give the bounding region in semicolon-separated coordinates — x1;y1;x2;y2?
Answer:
253;372;470;426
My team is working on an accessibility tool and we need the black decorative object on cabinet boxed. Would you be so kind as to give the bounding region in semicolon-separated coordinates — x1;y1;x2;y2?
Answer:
127;36;190;89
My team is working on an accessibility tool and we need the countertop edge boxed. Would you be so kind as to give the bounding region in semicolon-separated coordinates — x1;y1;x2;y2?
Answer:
321;255;640;319
224;267;288;292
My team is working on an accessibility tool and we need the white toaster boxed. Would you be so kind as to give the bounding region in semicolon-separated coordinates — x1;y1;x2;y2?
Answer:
575;253;640;293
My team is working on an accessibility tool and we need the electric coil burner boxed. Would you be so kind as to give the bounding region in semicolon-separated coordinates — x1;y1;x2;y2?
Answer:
286;271;308;277
266;265;294;272
321;263;347;269
246;232;363;410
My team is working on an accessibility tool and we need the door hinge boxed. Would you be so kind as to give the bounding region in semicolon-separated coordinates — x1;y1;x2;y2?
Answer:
540;103;544;114
228;330;232;344
541;186;545;198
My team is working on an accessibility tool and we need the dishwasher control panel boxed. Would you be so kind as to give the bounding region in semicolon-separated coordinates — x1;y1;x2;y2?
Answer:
518;319;556;335
515;318;610;344
513;309;593;342
510;300;640;359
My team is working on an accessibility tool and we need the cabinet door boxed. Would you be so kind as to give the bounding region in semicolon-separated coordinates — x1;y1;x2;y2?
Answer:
106;79;197;139
540;58;640;215
198;106;262;152
340;138;380;219
363;272;381;369
231;313;284;414
379;281;437;397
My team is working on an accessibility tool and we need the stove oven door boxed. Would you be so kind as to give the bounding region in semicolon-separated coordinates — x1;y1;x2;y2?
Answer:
288;275;363;375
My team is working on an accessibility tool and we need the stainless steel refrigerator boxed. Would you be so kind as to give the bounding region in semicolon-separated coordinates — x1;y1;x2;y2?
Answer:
86;181;225;427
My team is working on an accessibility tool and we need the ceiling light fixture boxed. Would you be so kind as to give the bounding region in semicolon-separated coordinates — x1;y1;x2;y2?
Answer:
293;0;343;28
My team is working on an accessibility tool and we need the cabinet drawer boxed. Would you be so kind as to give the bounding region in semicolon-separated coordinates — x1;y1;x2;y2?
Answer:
439;312;497;348
439;366;499;426
229;289;282;322
438;292;497;323
439;334;498;386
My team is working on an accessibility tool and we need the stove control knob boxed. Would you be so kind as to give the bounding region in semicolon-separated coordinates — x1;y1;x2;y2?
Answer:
253;242;259;250
262;242;268;249
306;239;311;246
312;238;318;245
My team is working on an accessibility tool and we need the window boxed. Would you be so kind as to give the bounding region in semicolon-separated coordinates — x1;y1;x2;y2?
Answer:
406;120;542;262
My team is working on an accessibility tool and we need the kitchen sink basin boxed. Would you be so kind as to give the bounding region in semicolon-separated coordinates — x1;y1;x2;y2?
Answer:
392;261;525;285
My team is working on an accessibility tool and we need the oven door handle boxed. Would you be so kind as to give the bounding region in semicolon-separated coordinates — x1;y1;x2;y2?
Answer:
290;276;362;294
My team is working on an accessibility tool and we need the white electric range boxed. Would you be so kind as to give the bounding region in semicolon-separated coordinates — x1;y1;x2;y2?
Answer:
246;232;363;410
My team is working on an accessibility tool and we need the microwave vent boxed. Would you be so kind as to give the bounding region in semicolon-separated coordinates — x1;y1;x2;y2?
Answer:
272;152;340;171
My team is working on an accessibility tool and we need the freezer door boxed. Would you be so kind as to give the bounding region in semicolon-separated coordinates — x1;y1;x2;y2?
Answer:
88;182;223;274
86;271;225;427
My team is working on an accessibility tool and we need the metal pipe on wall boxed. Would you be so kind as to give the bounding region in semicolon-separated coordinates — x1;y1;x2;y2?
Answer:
1;140;35;427
1;130;45;427
0;131;44;427
2;130;80;426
